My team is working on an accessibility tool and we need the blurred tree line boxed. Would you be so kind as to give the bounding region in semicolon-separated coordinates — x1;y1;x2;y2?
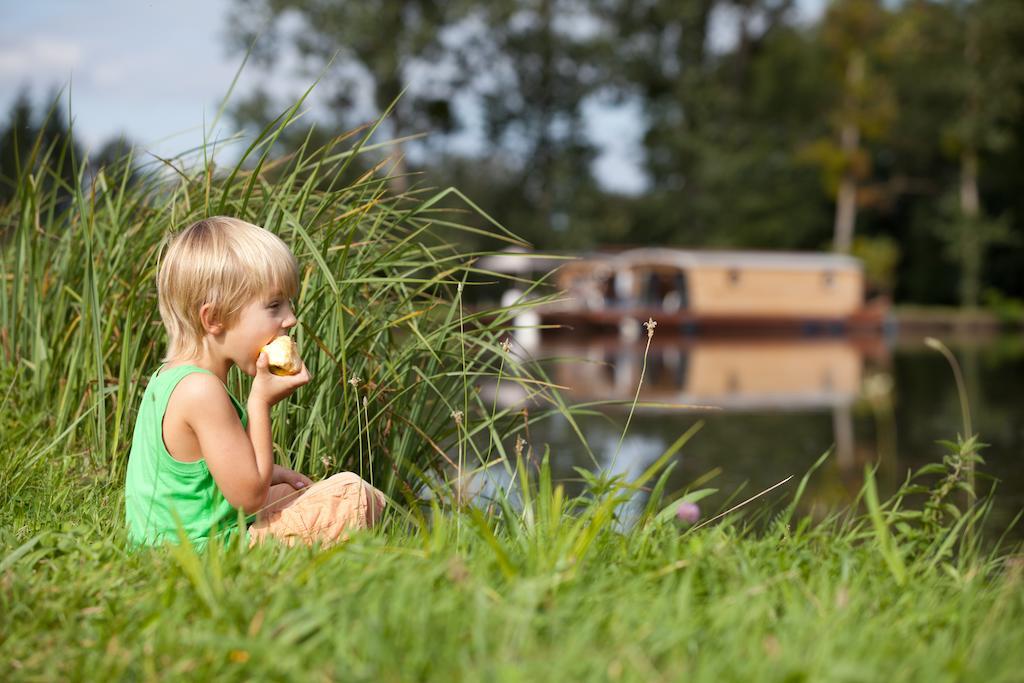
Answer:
2;0;1023;307
0;89;135;214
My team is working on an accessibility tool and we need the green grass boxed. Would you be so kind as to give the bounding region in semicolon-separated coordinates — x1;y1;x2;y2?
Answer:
2;450;1022;681
2;96;1023;681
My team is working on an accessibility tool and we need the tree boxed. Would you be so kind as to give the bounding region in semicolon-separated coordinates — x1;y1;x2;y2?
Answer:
889;0;1024;307
445;0;615;247
940;0;1024;307
226;0;466;192
0;89;82;210
0;91;34;206
615;0;836;248
226;0;618;248
798;0;896;253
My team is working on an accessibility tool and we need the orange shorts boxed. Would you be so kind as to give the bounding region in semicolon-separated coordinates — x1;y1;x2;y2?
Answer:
248;472;386;548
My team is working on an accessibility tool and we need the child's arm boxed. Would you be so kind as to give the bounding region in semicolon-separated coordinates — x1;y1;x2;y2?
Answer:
181;354;310;513
246;351;311;502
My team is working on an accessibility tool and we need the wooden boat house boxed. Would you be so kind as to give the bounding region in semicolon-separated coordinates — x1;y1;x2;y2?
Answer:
479;247;885;335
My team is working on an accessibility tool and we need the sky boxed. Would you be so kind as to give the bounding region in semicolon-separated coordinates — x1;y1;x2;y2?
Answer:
1;0;822;194
0;1;286;160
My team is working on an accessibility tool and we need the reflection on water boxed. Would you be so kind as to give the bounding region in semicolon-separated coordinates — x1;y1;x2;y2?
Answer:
544;337;877;409
484;334;1024;534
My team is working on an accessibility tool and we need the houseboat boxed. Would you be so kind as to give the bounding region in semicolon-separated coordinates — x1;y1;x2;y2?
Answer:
478;247;888;337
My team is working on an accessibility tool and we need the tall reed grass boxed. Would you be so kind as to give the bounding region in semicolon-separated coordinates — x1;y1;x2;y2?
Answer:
0;93;568;515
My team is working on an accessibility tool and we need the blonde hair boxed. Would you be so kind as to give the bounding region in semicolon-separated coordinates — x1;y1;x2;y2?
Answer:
157;216;299;362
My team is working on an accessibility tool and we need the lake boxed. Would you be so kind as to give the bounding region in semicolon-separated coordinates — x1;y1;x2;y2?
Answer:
482;332;1024;536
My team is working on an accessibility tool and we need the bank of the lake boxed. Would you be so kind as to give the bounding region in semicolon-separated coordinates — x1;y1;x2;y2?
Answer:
893;305;1024;334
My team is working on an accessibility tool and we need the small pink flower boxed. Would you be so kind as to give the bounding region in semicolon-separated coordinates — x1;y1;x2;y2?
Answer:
676;502;700;525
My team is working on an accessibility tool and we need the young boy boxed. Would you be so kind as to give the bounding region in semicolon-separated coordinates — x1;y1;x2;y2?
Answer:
125;216;384;550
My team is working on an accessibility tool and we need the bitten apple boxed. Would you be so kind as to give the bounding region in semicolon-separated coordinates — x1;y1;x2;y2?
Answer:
261;336;302;376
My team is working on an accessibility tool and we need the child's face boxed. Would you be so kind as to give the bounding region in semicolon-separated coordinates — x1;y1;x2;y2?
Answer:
224;290;298;376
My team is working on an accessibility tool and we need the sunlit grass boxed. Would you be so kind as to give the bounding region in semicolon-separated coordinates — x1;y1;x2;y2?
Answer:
2;438;1022;681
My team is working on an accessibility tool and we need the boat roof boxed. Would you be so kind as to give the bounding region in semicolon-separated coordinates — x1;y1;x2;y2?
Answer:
478;247;862;274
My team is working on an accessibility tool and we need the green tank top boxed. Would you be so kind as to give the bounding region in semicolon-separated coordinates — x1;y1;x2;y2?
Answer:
124;364;250;550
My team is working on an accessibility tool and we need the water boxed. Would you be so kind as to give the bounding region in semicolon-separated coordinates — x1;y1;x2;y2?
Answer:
486;333;1024;535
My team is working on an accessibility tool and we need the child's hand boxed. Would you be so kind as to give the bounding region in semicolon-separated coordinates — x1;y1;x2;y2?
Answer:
272;464;314;490
249;351;311;407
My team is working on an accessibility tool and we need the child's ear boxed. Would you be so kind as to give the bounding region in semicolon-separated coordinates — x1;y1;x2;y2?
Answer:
199;303;224;334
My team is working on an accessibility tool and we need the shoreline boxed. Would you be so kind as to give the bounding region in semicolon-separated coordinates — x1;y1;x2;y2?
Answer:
891;305;1024;335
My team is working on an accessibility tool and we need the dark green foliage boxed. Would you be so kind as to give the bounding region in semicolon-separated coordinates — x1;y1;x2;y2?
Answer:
220;0;1024;304
0;89;82;211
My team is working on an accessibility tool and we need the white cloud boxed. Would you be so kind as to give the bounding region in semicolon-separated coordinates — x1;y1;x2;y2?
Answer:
0;36;82;78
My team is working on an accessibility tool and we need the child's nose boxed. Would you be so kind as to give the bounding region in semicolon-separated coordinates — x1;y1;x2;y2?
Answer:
282;312;298;330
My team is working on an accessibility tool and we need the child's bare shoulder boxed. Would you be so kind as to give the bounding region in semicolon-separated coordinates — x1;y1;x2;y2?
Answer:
171;371;223;396
169;372;238;420
163;372;241;462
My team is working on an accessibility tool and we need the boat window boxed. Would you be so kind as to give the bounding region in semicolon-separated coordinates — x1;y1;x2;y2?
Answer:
728;269;741;286
823;270;836;289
